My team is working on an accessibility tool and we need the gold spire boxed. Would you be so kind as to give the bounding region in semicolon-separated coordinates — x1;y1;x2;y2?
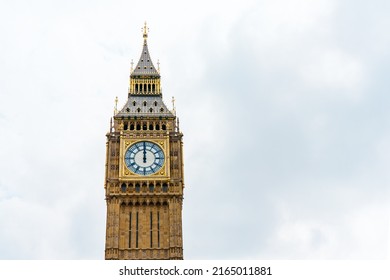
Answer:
142;21;149;42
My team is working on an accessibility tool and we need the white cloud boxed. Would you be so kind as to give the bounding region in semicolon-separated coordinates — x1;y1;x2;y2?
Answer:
0;0;389;260
256;191;389;259
300;48;365;94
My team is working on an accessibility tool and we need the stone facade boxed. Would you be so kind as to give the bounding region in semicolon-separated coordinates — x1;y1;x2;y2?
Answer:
104;24;184;260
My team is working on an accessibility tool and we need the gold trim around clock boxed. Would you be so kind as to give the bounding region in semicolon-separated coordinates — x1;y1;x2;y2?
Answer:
119;136;170;181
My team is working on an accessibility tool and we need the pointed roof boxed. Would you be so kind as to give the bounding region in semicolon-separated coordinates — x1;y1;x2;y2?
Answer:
131;23;160;77
116;95;174;118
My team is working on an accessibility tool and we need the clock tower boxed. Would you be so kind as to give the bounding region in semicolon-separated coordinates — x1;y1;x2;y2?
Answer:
104;24;184;260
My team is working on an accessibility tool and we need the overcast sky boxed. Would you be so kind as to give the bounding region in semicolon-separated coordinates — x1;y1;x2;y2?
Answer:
0;0;389;259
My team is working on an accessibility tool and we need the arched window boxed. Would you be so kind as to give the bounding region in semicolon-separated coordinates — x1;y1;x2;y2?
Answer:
149;124;154;130
121;183;127;192
135;84;138;92
124;122;128;130
162;183;168;192
130;123;135;130
136;123;141;130
155;124;160;130
162;124;166;130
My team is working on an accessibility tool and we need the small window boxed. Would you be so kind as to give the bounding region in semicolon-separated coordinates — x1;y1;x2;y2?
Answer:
149;108;153;113
149;184;154;192
136;123;141;130
124;122;128;130
135;183;140;192
160;108;164;112
121;183;127;192
162;183;168;192
133;101;136;106
126;108;130;112
149;124;154;130
143;123;147;130
154;101;158;106
162;124;166;130
143;101;147;106
130;123;135;130
155;124;160;130
137;108;141;113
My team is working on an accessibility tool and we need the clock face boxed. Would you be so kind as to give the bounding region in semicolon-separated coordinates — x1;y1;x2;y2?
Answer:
124;141;165;175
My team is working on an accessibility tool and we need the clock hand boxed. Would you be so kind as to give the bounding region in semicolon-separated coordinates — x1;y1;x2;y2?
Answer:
143;142;147;163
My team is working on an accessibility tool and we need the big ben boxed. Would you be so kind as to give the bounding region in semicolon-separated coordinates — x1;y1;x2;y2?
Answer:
104;23;184;260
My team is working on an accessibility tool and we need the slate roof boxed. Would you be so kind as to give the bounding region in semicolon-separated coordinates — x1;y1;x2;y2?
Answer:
115;95;174;118
131;39;160;77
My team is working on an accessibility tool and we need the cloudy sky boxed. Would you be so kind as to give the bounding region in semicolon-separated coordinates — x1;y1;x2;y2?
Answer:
0;0;389;259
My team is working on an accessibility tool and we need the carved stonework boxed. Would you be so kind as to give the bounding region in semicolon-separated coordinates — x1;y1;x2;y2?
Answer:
104;25;184;260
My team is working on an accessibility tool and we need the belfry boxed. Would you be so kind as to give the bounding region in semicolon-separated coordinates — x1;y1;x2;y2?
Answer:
104;23;185;260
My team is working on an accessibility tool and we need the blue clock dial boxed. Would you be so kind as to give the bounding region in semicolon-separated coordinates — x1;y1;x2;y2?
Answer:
124;141;165;175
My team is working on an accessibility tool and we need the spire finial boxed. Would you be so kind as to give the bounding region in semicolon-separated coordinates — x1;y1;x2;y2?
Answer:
157;59;160;73
114;96;118;115
142;21;149;41
172;96;176;115
130;59;134;73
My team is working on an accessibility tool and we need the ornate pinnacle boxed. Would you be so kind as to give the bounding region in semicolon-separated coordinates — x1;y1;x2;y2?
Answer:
114;96;118;115
142;21;149;41
172;96;176;115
